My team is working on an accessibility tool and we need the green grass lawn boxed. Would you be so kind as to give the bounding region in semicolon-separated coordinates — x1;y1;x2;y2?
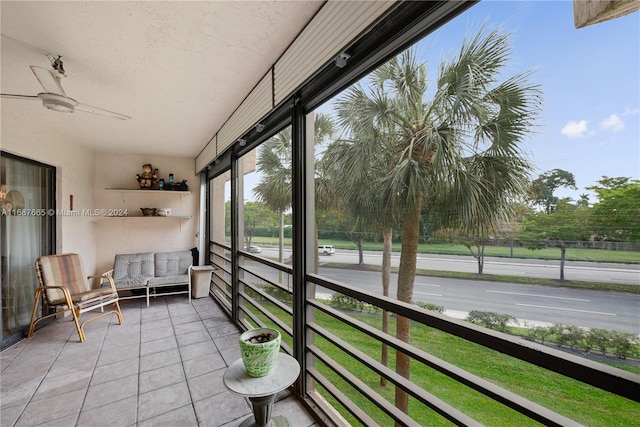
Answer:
314;311;639;427
246;301;639;426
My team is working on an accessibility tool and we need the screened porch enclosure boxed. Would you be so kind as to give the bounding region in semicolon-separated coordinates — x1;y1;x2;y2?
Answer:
202;1;639;425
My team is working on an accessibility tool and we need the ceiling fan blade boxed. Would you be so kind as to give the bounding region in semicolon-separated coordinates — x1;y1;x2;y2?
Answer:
30;66;66;96
75;102;131;120
1;93;40;100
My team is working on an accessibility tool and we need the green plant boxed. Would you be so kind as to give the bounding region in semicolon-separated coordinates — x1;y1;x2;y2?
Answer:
263;285;293;302
466;311;516;332
548;323;586;349
330;293;364;311
586;328;610;354
527;324;640;360
610;331;640;360
526;326;551;344
415;301;445;314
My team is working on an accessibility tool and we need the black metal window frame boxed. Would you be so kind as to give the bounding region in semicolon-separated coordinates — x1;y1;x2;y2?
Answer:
205;1;639;425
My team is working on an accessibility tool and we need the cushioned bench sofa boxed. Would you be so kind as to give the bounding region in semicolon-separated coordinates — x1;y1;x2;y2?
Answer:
104;250;193;306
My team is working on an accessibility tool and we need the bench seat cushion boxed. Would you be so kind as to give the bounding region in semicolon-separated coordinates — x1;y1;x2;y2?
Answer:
154;251;192;277
113;252;154;288
147;274;189;286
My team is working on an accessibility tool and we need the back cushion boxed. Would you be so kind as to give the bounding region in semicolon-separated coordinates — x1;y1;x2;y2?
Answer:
113;252;154;283
37;254;88;303
154;251;192;277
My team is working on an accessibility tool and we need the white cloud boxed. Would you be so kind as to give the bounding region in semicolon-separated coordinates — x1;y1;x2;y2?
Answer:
600;114;625;132
561;120;588;138
622;107;639;116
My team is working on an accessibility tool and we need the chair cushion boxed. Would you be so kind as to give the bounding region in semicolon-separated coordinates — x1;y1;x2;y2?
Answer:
37;254;89;303
49;288;117;306
113;252;154;287
147;274;189;286
154;251;192;277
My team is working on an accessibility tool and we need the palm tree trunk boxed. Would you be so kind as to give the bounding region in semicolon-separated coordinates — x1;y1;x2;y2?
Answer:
560;241;566;281
278;210;285;287
380;228;392;387
357;234;365;265
278;211;284;263
395;196;422;421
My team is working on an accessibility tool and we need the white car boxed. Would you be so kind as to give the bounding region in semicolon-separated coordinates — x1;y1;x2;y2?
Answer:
318;245;335;255
247;245;262;253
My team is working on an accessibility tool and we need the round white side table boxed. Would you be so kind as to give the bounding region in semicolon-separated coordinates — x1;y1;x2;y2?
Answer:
223;353;301;427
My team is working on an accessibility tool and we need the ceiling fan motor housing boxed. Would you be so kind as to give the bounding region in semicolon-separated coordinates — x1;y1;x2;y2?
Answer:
38;93;77;113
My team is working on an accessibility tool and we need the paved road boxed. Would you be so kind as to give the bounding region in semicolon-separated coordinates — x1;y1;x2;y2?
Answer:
251;247;639;334
317;267;640;335
259;247;639;284
325;249;640;285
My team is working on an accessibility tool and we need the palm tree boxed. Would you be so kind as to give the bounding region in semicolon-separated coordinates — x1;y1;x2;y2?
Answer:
323;128;398;385
577;193;590;207
255;129;292;264
330;27;541;417
255;114;336;266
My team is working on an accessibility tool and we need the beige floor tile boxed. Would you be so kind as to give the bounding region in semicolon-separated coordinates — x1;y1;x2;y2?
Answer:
186;367;226;402
193;391;251;427
176;328;211;347
137;381;192;421
178;340;218;362
77;397;137;427
139;362;185;393
182;351;226;379
139;348;181;372
32;370;92;400
140;325;174;343
1;378;44;409
173;320;207;336
83;374;138;411
0;403;26;426
1;296;315;427
137;404;198;427
274;395;319;427
212;332;242;351
140;336;178;356
15;388;85;426
170;313;202;326
97;342;141;366
91;358;140;386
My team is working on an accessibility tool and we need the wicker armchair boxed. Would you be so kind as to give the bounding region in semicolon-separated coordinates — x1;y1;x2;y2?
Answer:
29;253;123;342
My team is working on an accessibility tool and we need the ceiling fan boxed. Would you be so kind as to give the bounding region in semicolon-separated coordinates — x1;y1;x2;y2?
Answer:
1;59;130;120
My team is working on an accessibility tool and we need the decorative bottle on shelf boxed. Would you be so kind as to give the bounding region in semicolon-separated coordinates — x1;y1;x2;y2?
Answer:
169;174;174;184
159;179;164;190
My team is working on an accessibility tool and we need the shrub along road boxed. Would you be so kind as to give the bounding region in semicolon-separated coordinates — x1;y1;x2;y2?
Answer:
315;266;640;335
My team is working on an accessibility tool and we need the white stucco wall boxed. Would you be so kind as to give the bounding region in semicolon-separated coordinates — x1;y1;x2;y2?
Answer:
92;152;199;273
2;112;200;275
1;112;98;271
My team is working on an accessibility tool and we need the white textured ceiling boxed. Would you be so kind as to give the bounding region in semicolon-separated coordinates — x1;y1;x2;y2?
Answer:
1;1;323;158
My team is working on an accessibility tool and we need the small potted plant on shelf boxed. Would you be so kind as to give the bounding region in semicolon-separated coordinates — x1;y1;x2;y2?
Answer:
239;327;281;377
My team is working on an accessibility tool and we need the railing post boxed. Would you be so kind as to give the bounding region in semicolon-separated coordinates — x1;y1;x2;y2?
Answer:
231;154;244;324
291;94;311;395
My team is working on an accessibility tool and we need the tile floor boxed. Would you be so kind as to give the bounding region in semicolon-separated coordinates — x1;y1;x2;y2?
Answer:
1;296;318;426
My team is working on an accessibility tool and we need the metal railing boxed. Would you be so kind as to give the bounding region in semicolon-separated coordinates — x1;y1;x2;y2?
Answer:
208;240;640;426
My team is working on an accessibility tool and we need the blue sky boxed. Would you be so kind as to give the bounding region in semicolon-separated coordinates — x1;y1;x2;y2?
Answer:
417;1;639;201
245;1;638;204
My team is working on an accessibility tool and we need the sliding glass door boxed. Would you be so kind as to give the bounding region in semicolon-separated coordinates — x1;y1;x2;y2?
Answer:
1;152;55;349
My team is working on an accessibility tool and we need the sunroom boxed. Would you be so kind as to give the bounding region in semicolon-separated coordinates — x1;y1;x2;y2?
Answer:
2;1;638;426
